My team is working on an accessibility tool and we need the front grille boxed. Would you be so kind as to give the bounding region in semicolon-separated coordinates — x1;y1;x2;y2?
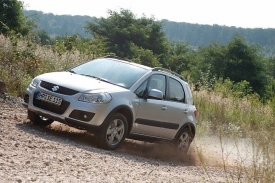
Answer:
69;110;95;122
33;92;70;114
40;81;79;95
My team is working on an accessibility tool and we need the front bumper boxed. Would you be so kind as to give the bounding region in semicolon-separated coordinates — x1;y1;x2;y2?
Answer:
23;100;100;133
23;83;113;130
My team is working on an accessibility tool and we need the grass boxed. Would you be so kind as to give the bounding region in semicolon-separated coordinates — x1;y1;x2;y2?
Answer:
194;89;275;182
0;34;94;96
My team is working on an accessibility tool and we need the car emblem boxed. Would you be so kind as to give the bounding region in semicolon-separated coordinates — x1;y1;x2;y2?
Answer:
52;86;59;92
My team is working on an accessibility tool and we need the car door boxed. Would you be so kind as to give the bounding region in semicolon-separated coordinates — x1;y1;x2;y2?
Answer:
162;77;189;138
131;74;170;138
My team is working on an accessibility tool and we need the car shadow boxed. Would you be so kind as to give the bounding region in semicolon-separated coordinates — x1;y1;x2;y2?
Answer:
16;121;201;166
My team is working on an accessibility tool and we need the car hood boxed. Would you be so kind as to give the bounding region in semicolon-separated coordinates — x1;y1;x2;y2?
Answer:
37;72;128;93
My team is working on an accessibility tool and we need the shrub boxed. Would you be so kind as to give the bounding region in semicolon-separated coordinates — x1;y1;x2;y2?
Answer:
0;34;96;96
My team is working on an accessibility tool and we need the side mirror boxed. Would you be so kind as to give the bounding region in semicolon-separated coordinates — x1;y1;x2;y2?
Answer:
148;89;163;100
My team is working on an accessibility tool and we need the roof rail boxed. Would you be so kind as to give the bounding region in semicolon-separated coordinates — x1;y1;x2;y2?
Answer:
104;55;127;61
152;67;186;81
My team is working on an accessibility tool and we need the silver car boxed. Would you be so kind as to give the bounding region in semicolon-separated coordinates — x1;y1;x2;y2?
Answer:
22;57;197;153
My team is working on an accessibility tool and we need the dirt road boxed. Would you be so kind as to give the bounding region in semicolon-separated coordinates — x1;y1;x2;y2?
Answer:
0;99;241;182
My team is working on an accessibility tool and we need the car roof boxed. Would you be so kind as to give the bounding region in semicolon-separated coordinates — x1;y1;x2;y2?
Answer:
103;56;186;82
102;57;152;70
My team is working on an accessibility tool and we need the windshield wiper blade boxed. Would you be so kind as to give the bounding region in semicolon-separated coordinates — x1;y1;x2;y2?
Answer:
68;70;76;74
82;74;115;84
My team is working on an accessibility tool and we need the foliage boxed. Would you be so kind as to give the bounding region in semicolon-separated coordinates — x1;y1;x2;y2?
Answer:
85;9;167;65
197;64;217;90
24;10;93;37
196;43;227;79
194;87;273;134
225;36;267;97
164;42;193;74
32;29;53;45
23;10;275;57
194;36;269;99
162;20;275;54
0;34;95;96
128;43;161;67
194;88;275;182
52;34;107;57
0;0;33;36
214;78;253;98
2;8;275;103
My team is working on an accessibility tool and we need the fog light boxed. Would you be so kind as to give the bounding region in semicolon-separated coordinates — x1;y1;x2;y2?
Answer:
69;110;95;122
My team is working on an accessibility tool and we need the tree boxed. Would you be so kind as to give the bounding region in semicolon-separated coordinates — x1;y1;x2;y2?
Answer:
192;35;269;97
85;9;167;66
0;0;32;35
34;29;52;45
225;35;267;97
129;43;161;67
165;42;191;74
190;43;227;88
196;43;227;79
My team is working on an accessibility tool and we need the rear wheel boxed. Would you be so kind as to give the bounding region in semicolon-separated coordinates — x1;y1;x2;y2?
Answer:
176;128;193;154
97;113;128;150
28;109;54;126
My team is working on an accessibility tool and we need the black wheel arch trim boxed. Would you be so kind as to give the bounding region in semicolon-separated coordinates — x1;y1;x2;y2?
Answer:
103;105;134;135
175;123;196;140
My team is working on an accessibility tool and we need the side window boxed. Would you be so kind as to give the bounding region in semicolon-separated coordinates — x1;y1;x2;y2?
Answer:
134;79;148;97
148;75;166;98
169;77;185;103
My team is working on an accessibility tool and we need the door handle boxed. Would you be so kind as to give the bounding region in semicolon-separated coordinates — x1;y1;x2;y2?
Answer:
161;106;167;110
183;109;188;113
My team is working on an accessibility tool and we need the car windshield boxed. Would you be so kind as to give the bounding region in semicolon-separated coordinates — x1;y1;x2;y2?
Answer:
69;58;148;89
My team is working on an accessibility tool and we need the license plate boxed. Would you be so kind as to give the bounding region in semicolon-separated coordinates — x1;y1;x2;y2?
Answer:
36;92;62;106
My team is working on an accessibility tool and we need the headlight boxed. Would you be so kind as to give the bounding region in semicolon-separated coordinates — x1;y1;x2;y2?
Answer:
30;78;41;87
78;93;112;103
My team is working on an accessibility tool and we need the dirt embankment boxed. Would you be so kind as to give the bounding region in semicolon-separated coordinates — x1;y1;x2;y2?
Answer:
0;98;241;182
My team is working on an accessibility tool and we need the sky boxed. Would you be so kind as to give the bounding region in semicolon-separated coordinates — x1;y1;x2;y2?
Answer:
21;0;275;29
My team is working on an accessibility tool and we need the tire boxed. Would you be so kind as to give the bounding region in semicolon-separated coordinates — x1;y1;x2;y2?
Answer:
28;109;54;126
176;128;193;154
97;113;128;150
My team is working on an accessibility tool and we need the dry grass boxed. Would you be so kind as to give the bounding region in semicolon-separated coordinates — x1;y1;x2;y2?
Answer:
0;34;94;96
194;89;275;182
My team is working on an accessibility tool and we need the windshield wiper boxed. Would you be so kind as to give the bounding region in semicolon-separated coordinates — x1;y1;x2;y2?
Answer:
82;74;116;85
68;70;76;74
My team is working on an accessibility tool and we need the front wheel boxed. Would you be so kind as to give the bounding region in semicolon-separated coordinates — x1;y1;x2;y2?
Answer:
97;113;128;150
176;128;193;154
28;109;54;126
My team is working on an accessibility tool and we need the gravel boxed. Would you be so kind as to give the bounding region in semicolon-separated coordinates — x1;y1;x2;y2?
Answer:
0;98;236;182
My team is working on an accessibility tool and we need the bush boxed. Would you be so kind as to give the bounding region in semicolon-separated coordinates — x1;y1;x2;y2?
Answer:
0;34;96;96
